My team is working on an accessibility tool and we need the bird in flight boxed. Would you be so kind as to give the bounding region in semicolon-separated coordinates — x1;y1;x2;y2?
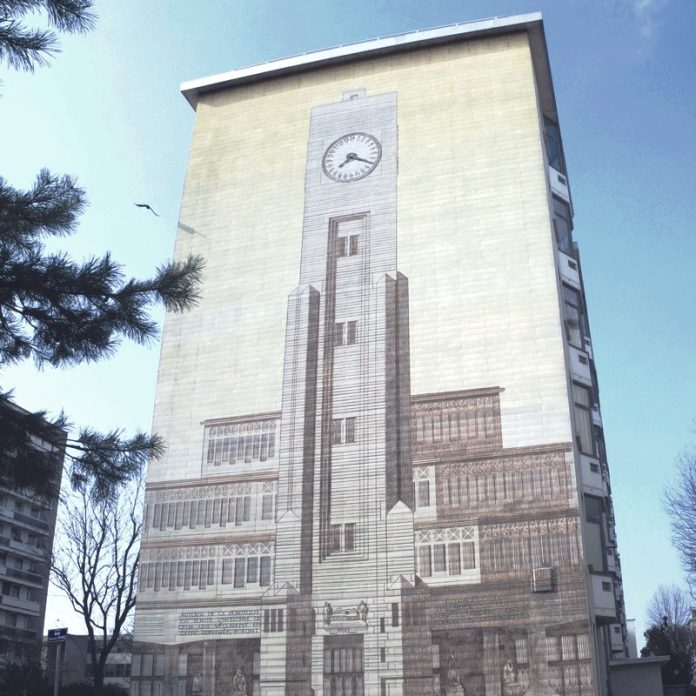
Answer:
135;203;160;217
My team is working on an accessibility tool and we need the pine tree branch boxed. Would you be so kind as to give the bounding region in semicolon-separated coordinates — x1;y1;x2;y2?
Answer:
0;20;56;71
0;169;86;243
0;392;164;500
0;1;95;72
44;0;95;33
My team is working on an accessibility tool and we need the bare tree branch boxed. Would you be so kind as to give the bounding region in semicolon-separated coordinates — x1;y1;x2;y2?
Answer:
51;476;142;690
665;447;696;596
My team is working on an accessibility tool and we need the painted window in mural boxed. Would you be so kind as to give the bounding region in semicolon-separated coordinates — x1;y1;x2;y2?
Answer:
323;644;364;696
415;528;478;580
332;417;357;445
206;429;275;466
335;321;358;346
147;484;276;532
336;234;359;257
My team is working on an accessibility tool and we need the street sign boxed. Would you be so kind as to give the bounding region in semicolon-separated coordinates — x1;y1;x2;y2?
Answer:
47;628;68;643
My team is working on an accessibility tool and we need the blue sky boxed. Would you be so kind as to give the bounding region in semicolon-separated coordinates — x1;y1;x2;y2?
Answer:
2;1;695;640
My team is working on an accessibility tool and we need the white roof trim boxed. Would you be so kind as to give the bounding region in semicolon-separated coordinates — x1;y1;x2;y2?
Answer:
181;13;544;109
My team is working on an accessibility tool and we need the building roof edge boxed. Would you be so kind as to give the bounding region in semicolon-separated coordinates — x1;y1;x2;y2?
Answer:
180;12;544;109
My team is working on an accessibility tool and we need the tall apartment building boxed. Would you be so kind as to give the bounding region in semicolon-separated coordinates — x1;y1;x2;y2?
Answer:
0;402;64;667
132;14;629;696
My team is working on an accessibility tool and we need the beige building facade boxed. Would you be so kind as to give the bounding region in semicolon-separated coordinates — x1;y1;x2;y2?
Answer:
132;14;628;696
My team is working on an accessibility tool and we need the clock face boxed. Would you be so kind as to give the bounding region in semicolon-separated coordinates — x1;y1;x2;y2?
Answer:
322;132;382;182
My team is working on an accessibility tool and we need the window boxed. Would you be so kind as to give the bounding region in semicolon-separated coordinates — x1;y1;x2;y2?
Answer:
261;494;274;521
391;603;399;627
417;480;430;508
412;399;497;447
345;417;356;444
259;556;272;586
416;538;476;578
335;321;358;347
563;285;585;348
584;495;606;572
330;525;341;553
205;426;276;466
561;635;577;661
246;557;258;584
233;559;246;588
418;546;432;577
461;541;476;570
572;383;593;454
344;523;355;552
594;428;606;461
553;198;573;253
263;609;284;633
142;654;154;677
328;523;357;553
332;419;342;445
323;644;364;696
544;117;566;174
332;418;357;445
336;235;359;258
222;559;234;585
515;638;529;664
2;583;20;598
448;543;461;575
433;544;446;573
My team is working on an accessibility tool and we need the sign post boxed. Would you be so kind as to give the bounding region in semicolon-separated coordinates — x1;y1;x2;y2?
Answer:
47;628;68;696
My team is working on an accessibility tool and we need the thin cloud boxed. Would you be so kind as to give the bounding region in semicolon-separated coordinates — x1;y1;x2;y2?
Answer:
633;0;669;38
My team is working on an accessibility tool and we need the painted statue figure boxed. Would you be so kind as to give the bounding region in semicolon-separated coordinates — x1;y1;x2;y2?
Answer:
232;668;247;696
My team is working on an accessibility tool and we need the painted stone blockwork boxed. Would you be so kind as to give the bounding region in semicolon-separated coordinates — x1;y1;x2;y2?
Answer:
133;17;626;696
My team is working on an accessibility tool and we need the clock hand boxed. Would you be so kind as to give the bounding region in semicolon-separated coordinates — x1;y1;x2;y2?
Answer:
338;152;358;168
338;152;374;168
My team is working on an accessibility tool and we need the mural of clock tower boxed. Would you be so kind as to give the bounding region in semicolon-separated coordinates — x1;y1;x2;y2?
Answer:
265;90;428;696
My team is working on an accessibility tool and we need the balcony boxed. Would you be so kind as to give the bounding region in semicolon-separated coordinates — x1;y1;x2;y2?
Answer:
0;535;47;561
609;623;625;653
592;573;617;624
0;624;38;641
591;405;603;428
568;346;592;387
579;454;606;497
0;594;41;616
549;165;571;203
1;567;44;587
558;251;581;290
583;336;594;360
13;511;50;532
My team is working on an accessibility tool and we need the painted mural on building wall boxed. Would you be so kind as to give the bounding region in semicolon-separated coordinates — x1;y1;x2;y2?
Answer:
132;73;624;696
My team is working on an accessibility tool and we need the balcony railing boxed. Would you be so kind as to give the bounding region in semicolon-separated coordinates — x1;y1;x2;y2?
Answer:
3;567;44;586
0;594;41;615
13;511;50;532
0;534;47;560
0;624;37;640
